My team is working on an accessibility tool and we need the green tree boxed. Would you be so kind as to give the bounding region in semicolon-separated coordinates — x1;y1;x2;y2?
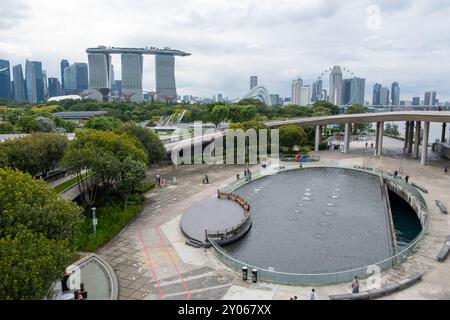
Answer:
210;105;229;127
0;148;7;167
117;158;146;207
279;124;307;152
35;116;56;132
0;121;14;134
0;228;75;300
0;168;82;300
114;122;166;164
17;115;43;133
0;133;68;176
312;106;332;117
62;130;147;211
84;116;122;131
345;104;367;115
312;101;341;115
237;98;264;107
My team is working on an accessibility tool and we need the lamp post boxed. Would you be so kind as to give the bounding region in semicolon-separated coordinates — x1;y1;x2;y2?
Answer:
92;207;97;237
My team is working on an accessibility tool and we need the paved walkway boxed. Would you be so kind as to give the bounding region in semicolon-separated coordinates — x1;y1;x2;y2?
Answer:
97;138;450;300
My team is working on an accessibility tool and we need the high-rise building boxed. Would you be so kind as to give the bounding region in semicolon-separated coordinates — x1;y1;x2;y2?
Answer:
0;59;11;100
217;93;223;102
424;91;437;106
291;78;303;105
25;60;44;103
342;77;365;106
155;54;177;100
412;97;420;106
342;79;352;105
12;64;27;101
321;89;327;101
372;83;382;105
110;64;115;88
42;70;48;99
391;82;400;106
64;63;88;94
270;94;280;106
311;80;322;102
88;53;112;92
300;85;312;106
60;59;69;94
121;53;143;101
329;66;343;106
380;87;390;106
48;77;62;97
250;76;258;90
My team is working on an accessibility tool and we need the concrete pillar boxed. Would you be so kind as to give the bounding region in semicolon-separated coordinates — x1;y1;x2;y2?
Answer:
408;121;414;154
421;121;430;166
344;123;350;153
346;123;351;151
315;125;320;152
442;123;447;143
377;121;384;157
404;121;410;152
375;122;380;156
414;121;421;158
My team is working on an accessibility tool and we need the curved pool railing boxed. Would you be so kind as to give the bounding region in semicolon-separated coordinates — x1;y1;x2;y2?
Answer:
211;163;429;286
206;191;252;244
209;225;426;286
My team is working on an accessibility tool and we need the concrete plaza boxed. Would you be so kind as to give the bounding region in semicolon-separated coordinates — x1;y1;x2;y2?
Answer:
97;136;450;300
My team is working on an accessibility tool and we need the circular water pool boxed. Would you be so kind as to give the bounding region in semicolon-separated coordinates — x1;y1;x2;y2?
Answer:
220;167;397;274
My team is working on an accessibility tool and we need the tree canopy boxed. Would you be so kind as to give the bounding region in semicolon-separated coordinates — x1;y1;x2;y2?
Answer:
84;116;123;131
114;122;166;164
0;133;68;176
0;168;82;300
62;130;148;210
279;124;307;151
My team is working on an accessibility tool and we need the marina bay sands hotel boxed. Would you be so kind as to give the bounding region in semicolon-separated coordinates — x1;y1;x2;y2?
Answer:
86;46;190;102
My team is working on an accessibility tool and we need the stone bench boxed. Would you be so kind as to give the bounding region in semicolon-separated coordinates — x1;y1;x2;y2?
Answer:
436;236;450;262
329;272;423;300
435;200;448;214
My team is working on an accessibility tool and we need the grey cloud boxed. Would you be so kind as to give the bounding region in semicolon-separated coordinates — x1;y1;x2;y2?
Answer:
0;0;29;29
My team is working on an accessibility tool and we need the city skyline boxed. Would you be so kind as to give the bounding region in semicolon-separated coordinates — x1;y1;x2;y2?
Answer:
1;0;450;101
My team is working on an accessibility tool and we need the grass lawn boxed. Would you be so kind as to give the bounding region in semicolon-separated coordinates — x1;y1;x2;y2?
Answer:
76;196;145;252
54;172;91;194
76;182;155;252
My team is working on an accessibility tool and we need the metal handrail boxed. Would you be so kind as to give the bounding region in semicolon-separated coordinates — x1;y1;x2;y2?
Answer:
211;163;429;285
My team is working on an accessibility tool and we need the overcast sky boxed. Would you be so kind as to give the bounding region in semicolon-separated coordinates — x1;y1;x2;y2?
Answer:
1;0;450;101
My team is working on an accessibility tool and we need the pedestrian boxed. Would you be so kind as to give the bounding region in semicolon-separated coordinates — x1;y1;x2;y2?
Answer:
351;276;360;293
248;168;252;180
309;289;316;300
370;142;373;149
203;174;209;184
365;142;368;148
394;170;398;177
293;296;298;300
79;283;88;299
405;175;409;183
445;167;448;174
156;173;161;187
